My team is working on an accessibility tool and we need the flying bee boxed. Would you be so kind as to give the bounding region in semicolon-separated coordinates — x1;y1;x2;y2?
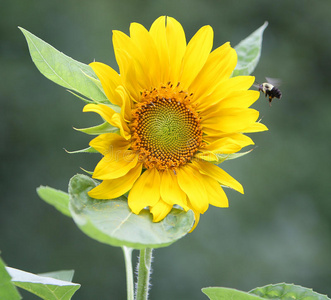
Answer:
255;77;282;106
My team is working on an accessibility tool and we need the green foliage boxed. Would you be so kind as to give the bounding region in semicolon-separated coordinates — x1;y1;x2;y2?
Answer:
7;267;80;300
202;287;264;300
202;284;331;300
68;174;195;249
19;27;108;103
233;22;268;76
250;283;331;300
38;270;75;282
0;257;21;300
37;186;71;217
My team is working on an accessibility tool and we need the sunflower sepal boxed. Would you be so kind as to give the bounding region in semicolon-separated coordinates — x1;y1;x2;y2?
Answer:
214;149;254;164
64;147;98;154
68;174;195;249
74;122;120;135
195;149;254;164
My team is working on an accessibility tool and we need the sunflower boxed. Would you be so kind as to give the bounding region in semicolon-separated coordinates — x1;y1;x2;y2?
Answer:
84;16;267;230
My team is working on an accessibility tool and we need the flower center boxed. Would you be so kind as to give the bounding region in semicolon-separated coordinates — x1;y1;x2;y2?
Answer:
131;83;203;171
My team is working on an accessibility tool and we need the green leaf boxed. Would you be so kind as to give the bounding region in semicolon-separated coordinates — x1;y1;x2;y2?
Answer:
250;283;331;300
0;257;21;300
68;174;194;249
7;267;80;300
202;287;264;300
19;27;108;103
38;270;75;282
74;122;119;135
37;186;71;217
233;21;268;76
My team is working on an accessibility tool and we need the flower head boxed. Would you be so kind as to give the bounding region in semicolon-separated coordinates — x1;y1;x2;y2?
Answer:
84;16;267;230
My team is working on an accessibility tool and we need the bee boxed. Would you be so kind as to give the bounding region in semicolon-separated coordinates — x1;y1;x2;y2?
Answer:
255;78;282;106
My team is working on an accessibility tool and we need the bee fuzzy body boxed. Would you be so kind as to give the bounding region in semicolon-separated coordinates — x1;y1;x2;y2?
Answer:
258;82;282;105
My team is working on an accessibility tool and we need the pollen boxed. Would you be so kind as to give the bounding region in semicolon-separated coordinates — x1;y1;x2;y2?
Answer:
131;83;203;171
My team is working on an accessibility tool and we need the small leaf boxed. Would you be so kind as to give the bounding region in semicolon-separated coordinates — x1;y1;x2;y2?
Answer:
250;283;331;300
64;146;98;154
19;27;108;103
0;257;21;300
37;186;71;217
68;174;194;249
202;287;264;300
74;122;119;135
233;21;268;76
7;267;80;300
38;270;75;282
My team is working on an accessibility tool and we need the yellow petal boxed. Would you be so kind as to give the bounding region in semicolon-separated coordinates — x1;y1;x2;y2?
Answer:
193;160;244;194
89;62;122;106
179;25;213;90
88;163;142;199
177;164;209;213
89;133;130;155
203;133;254;147
93;151;138;180
242;122;269;133
130;22;161;88
149;16;170;83
197;76;255;111
128;168;161;214
165;16;187;84
160;169;188;209
200;174;229;207
194;152;219;162
115;85;132;122
150;199;173;222
202;137;242;154
83;103;131;139
210;90;260;110
187;203;201;232
112;30;145;95
202;108;259;133
190;42;237;100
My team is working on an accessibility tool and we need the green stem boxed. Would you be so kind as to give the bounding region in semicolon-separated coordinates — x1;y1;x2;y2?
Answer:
135;248;153;300
122;246;134;300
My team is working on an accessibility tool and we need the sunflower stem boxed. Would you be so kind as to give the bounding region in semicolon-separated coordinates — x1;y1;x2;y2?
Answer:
122;246;134;300
135;248;153;300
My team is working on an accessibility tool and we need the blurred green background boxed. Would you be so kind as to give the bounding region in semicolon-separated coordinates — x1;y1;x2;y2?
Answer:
1;0;331;299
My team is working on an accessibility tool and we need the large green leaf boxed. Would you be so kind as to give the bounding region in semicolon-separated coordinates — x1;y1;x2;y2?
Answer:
6;267;80;300
68;174;194;249
202;287;264;300
233;22;268;76
19;27;107;103
38;270;75;282
0;257;21;300
37;186;71;217
250;283;331;300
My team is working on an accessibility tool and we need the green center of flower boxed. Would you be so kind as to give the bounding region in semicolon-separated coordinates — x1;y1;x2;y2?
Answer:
131;84;203;171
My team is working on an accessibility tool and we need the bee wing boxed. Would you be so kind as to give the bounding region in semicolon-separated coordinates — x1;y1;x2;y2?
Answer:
253;80;261;90
265;77;282;87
